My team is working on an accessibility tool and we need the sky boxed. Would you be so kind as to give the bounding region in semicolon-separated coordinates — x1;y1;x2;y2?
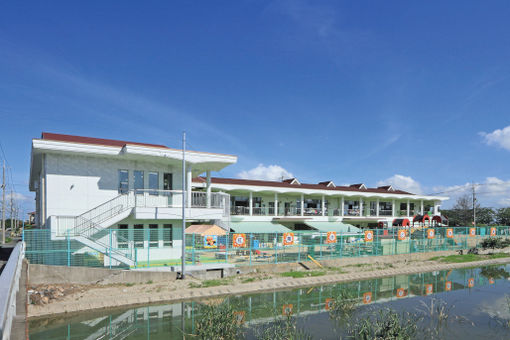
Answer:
1;0;510;214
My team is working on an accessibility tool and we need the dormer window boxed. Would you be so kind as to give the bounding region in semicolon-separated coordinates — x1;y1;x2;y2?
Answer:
283;178;301;185
350;183;366;190
319;181;336;188
377;185;395;192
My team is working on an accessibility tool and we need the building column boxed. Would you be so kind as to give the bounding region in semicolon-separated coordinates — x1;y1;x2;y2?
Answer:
359;198;363;217
420;200;424;215
206;170;211;208
274;193;278;216
300;193;304;217
186;166;192;208
392;199;395;217
434;201;440;215
249;191;253;216
341;197;344;217
407;199;410;217
376;198;380;217
321;195;326;216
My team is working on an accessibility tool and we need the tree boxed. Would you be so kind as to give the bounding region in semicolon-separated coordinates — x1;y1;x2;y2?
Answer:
496;208;510;225
476;207;496;226
442;194;480;226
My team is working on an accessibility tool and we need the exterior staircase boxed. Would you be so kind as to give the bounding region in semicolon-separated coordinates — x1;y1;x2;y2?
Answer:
69;193;136;266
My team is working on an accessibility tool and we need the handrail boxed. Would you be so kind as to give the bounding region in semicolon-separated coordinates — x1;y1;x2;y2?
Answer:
0;242;24;340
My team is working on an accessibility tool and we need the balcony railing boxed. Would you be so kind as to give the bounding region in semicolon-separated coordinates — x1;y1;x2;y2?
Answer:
134;190;228;210
379;209;393;216
344;209;360;216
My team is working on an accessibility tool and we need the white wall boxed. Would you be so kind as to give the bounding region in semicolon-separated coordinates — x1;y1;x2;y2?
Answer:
45;153;184;218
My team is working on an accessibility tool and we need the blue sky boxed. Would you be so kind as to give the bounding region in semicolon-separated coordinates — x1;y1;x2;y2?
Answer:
1;0;510;213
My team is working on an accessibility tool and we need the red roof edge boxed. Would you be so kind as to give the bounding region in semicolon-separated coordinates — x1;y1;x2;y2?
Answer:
41;132;169;149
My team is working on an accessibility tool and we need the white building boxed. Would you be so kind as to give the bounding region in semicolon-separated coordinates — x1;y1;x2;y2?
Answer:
29;133;448;267
29;133;236;266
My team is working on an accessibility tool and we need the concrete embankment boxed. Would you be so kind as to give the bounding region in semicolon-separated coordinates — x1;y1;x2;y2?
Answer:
27;251;510;319
29;264;177;285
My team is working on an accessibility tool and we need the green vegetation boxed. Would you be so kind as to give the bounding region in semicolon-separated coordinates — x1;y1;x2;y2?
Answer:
124;282;135;287
256;315;312;340
480;237;510;250
241;277;256;283
348;309;418;340
280;270;326;278
328;290;358;320
146;280;153;284
431;253;510;263
194;304;244;340
189;278;234;288
5;237;12;243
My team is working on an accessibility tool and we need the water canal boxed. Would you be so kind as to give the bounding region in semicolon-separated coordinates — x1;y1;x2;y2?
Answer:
29;264;510;339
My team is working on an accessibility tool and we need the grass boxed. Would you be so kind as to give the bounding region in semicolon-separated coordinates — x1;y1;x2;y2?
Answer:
189;278;233;288
280;270;326;278
431;252;510;263
241;277;256;283
124;282;135;287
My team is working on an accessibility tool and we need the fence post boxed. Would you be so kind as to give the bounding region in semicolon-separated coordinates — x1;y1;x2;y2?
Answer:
249;233;252;266
67;229;70;267
146;228;150;267
225;233;229;264
192;233;195;265
339;232;343;258
109;228;112;269
135;248;137;268
274;232;278;264
319;232;323;260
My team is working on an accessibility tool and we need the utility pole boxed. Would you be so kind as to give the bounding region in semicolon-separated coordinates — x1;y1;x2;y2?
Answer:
1;161;5;244
10;189;13;238
472;182;476;227
181;132;186;279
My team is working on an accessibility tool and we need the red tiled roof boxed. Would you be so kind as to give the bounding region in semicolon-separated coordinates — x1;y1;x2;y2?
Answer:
41;132;169;149
193;177;413;195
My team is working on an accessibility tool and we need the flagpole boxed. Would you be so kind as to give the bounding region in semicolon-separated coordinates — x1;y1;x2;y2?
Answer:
181;131;186;279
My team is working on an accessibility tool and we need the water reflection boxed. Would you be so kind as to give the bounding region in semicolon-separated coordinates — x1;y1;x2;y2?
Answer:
29;265;510;340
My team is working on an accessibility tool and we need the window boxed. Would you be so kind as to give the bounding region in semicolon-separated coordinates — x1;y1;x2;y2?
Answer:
149;224;158;248
163;173;173;190
149;172;159;195
118;170;129;194
134;224;144;248
134;170;144;192
118;224;128;249
163;224;173;247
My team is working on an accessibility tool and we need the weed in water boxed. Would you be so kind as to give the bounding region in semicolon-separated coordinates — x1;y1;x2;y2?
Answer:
256;315;312;340
347;309;418;340
193;303;244;340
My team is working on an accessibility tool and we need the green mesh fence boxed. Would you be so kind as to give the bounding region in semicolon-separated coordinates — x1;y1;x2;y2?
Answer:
23;226;510;269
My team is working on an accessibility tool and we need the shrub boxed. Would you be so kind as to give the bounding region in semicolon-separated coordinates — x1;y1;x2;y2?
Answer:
348;309;418;340
194;304;244;340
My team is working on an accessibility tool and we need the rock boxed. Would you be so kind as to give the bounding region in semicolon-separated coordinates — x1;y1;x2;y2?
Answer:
41;296;49;304
30;294;42;305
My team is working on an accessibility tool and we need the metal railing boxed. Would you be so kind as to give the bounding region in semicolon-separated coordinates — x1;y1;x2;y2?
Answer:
0;242;24;340
24;226;510;269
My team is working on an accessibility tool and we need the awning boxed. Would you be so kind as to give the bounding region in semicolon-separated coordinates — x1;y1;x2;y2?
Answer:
302;221;360;233
229;221;292;233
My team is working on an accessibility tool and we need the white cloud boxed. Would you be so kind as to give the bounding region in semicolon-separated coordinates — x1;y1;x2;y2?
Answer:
237;164;294;182
432;177;510;208
7;192;30;202
480;125;510;151
377;174;423;194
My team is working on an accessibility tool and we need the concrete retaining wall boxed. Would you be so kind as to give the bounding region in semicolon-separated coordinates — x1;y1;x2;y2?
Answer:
29;264;177;285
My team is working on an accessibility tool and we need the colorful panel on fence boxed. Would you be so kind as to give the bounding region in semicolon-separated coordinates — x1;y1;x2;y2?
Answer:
282;304;293;316
325;298;334;310
425;284;433;295
232;234;247;248
490;227;497;236
468;278;475;288
363;292;372;304
325;232;337;244
445;281;452;291
469;228;476;237
446;229;453;238
283;233;294;246
398;230;407;240
396;288;407;298
204;235;218;249
427;229;435;239
364;230;374;242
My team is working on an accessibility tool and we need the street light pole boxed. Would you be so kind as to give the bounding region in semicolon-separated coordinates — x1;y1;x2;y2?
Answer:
181;132;186;279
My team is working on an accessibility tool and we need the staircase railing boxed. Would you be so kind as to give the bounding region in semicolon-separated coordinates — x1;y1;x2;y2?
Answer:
72;193;134;236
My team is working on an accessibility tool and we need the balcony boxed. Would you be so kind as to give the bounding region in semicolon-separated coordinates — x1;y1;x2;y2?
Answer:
133;189;229;220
